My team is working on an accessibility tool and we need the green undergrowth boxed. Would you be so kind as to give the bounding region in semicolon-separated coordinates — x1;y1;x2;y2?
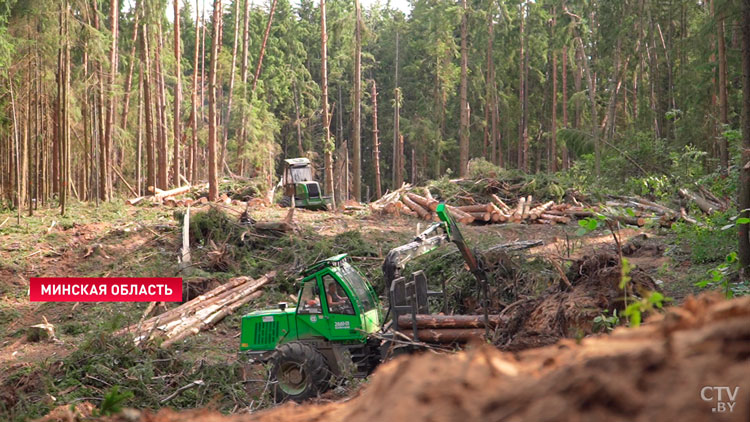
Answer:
1;331;253;421
180;207;411;296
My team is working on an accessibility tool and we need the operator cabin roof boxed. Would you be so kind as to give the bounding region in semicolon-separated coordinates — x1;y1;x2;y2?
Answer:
284;158;311;167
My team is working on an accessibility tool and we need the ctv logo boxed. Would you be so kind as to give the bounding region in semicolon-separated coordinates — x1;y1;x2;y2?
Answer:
700;386;740;413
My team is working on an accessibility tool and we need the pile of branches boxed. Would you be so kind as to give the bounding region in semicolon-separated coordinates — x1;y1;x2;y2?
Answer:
119;271;274;348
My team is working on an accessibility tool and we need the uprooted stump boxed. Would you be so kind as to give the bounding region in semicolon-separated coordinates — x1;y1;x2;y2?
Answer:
494;251;658;351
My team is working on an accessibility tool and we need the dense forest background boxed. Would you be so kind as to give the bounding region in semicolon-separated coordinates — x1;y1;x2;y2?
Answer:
0;0;748;234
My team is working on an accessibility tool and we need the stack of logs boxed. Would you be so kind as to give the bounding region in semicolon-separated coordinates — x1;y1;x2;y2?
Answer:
371;186;704;227
371;186;572;225
397;314;505;343
120;271;274;348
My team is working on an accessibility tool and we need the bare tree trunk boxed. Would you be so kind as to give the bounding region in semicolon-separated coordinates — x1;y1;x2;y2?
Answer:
577;35;600;178
562;44;569;169
321;0;335;207
221;0;241;173
352;0;362;201
739;0;750;276
293;80;303;154
393;30;399;188
371;80;381;198
120;0;140;129
141;21;156;192
550;9;558;172
155;20;169;189
458;0;469;177
251;0;279;93
518;1;525;170
208;0;221;201
190;0;200;183
200;5;206;124
103;0;118;200
237;0;251;175
717;7;729;171
173;0;182;186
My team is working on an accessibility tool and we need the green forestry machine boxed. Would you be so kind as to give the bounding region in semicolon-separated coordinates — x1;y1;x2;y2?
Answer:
239;204;492;402
278;158;332;210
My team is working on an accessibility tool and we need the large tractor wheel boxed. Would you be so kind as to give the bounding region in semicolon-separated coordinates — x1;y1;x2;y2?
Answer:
271;342;331;403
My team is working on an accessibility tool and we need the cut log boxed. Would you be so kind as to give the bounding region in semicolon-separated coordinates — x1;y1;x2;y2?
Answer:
445;205;475;224
154;184;193;200
490;194;512;214
468;212;491;222
511;197;526;222
407;193;439;213
521;195;532;220
539;213;571;224
124;272;275;346
610;215;646;227
678;188;719;214
457;204;492;213
397;314;503;329
405;328;486;343
529;201;554;220
423;188;437;210
403;194;431;220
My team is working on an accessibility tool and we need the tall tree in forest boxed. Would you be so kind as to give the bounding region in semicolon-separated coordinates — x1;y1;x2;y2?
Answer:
141;18;156;191
237;0;251;174
352;0;362;201
189;0;200;183
221;0;241;172
207;0;221;201
717;3;729;171
251;0;279;92
518;1;527;171
103;0;118;200
371;80;381;198
740;0;750;276
173;0;182;186
392;30;400;188
458;0;469;177
321;0;335;207
550;6;557;172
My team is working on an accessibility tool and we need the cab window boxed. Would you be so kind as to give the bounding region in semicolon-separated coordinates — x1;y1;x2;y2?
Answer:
323;275;354;315
297;280;322;314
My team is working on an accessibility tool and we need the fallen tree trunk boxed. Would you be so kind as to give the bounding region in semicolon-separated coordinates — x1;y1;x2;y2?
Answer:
678;188;719;214
490;194;512;214
398;314;504;329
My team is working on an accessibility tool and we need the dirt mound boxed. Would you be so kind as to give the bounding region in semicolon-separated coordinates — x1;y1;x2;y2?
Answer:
494;251;657;350
59;293;750;422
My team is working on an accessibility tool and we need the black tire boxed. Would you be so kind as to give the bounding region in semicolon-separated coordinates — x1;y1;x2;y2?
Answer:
279;196;291;207
271;342;331;403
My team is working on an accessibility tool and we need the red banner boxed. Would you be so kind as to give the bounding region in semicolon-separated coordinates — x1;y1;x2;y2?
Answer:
29;277;182;302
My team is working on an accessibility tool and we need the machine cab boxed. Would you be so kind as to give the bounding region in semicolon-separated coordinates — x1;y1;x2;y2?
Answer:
295;254;381;341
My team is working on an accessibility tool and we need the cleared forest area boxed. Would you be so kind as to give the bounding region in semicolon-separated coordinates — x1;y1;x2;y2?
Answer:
1;0;750;420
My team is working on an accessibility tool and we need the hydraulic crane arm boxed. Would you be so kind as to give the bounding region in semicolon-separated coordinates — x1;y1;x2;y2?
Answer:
381;203;488;294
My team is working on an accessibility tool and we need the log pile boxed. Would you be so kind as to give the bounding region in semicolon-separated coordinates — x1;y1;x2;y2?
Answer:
397;314;505;343
372;188;575;225
371;185;701;227
120;271;274;347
